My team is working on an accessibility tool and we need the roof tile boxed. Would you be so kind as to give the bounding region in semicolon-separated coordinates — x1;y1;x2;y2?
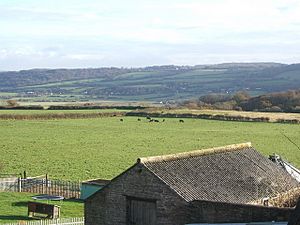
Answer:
140;143;299;203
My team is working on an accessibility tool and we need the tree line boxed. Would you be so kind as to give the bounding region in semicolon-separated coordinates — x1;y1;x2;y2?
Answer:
181;90;300;113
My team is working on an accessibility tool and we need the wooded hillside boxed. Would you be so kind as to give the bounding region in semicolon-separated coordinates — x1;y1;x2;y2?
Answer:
181;90;300;113
1;63;299;101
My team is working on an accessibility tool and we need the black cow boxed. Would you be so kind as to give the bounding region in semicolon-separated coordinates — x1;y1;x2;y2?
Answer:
179;119;184;123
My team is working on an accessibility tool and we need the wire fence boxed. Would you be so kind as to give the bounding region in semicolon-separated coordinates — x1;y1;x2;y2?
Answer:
0;176;20;192
0;174;81;199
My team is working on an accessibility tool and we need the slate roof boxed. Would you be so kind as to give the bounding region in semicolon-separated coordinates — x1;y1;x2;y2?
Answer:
139;143;299;204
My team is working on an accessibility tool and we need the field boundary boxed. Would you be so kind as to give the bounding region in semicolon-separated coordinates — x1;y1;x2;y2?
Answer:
126;111;300;124
0;112;125;120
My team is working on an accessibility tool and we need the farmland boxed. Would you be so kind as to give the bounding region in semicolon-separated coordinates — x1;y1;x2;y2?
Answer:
0;110;299;223
1;63;300;101
0;115;299;181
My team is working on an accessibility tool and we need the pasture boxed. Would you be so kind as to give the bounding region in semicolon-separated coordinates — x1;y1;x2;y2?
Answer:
0;115;299;181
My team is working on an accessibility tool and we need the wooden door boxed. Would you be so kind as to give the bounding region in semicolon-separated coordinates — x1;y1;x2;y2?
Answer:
127;197;157;225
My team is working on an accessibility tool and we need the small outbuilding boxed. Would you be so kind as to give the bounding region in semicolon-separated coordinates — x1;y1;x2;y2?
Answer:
85;143;300;225
80;179;110;200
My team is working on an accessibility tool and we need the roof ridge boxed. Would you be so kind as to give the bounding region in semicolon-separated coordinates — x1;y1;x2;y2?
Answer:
138;142;252;164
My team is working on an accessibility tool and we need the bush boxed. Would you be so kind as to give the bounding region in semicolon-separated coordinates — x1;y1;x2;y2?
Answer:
0;105;44;110
6;99;19;107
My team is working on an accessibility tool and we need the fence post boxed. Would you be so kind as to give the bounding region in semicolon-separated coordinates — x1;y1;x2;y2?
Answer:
46;174;48;187
18;177;22;192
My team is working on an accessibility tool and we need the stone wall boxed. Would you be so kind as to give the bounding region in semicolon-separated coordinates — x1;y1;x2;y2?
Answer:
187;200;294;224
288;199;300;225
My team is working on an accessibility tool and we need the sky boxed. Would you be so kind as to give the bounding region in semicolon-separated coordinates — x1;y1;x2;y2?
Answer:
1;0;300;70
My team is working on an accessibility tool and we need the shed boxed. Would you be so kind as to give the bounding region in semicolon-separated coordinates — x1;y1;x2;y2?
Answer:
80;179;110;200
85;143;300;225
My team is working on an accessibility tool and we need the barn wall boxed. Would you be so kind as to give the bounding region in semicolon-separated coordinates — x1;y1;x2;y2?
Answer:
288;199;300;225
85;163;189;225
187;200;294;224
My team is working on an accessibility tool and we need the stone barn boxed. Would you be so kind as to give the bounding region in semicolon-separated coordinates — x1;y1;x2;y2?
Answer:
85;143;299;225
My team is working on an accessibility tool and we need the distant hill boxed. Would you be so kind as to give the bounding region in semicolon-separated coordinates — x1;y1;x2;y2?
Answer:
0;63;299;102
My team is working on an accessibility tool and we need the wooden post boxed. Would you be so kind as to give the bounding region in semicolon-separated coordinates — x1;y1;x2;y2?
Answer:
18;177;22;192
45;174;49;195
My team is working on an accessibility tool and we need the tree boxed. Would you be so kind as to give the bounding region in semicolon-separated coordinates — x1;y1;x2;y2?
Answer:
233;91;250;104
6;99;19;107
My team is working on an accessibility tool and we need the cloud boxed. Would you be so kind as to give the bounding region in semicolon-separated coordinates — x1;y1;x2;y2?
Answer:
65;54;105;60
0;0;300;70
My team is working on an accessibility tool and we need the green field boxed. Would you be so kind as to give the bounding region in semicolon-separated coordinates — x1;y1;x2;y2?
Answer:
0;114;300;223
0;192;83;223
0;116;299;181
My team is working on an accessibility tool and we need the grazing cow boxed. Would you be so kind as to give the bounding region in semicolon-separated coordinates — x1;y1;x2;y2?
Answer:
146;116;151;120
179;119;184;123
120;119;123;122
162;119;165;122
154;119;159;123
137;118;141;121
149;119;154;122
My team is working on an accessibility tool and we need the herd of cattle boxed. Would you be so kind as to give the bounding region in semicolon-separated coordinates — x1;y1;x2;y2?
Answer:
120;117;184;123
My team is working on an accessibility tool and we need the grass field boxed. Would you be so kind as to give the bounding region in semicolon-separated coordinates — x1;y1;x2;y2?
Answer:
0;113;300;223
0;192;83;223
0;116;299;181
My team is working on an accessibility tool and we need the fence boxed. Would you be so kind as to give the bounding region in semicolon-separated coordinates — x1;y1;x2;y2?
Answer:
20;176;81;199
0;176;20;192
3;217;84;225
0;175;81;199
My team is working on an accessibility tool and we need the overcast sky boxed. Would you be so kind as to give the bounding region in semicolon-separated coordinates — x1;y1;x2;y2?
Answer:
1;0;300;70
